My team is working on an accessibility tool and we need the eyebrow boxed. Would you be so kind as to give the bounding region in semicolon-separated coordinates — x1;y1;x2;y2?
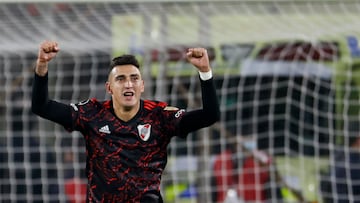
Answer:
114;73;140;79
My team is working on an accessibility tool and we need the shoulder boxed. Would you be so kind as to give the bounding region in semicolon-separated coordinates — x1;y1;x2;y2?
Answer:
143;100;170;111
143;100;185;118
164;106;180;111
70;98;110;111
143;100;182;112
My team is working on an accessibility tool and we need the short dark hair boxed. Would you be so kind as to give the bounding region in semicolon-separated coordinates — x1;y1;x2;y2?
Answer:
110;54;140;70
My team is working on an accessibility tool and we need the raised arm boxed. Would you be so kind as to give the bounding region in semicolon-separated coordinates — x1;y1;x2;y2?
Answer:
177;48;220;135
31;41;72;128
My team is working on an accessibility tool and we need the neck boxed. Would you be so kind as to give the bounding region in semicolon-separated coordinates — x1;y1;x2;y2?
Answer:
113;102;141;122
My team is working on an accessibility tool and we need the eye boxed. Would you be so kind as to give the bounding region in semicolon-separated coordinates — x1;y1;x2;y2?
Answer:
131;75;140;82
115;76;125;82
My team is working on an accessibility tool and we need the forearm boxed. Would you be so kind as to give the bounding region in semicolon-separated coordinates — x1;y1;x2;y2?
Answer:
200;74;220;119
35;59;48;76
178;76;220;135
31;73;72;128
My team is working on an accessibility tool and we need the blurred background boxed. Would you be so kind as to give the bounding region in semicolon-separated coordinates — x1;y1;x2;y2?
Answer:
1;0;360;202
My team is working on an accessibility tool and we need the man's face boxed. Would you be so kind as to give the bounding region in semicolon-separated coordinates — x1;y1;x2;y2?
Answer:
106;65;144;110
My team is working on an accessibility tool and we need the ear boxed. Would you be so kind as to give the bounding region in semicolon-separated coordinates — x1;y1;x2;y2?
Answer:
140;80;145;93
105;82;112;94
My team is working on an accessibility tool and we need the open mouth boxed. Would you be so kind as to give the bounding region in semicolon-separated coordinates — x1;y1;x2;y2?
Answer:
123;92;134;97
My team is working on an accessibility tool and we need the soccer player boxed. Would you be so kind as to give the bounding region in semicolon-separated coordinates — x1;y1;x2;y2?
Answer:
31;41;220;202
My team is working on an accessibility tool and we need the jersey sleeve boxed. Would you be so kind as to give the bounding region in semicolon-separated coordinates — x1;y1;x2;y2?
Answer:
162;77;220;138
31;73;73;129
162;107;187;138
176;77;220;137
67;99;96;132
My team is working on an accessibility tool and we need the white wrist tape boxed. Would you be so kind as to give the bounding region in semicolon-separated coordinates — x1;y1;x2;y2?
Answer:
199;70;213;81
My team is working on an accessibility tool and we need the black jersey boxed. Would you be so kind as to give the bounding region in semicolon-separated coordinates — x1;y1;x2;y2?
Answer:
32;73;220;203
68;98;184;202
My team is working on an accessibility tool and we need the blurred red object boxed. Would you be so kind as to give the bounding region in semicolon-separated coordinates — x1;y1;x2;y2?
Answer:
64;178;87;203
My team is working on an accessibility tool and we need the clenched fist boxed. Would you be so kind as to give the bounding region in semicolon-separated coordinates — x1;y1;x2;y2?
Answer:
186;48;211;72
35;41;60;76
38;41;59;63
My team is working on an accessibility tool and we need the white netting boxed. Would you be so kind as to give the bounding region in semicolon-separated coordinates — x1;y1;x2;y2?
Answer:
1;1;360;203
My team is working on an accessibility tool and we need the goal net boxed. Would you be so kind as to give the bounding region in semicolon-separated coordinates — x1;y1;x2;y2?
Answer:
1;1;360;202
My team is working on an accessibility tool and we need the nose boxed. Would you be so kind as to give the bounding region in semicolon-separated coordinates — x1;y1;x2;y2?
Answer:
124;79;133;87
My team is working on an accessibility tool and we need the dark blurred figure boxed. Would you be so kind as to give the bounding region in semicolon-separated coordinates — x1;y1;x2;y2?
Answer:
320;121;360;203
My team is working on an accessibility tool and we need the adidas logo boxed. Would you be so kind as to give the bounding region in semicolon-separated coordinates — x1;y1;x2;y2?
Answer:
99;125;111;134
